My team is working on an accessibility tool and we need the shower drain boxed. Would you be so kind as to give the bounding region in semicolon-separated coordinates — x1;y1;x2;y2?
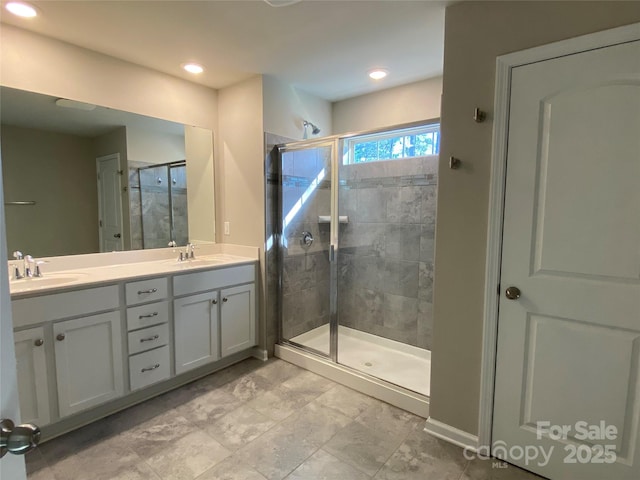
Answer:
364;362;373;367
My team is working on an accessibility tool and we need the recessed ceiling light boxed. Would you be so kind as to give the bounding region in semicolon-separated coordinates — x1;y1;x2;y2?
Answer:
182;63;204;74
5;1;37;18
368;68;389;80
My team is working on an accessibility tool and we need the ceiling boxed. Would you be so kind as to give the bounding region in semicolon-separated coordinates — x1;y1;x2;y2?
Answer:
0;0;447;102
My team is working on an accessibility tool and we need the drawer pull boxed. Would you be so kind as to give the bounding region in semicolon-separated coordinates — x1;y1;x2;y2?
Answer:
56;333;65;341
137;288;158;295
138;312;159;319
223;297;228;303
34;339;44;347
140;335;160;343
141;364;160;373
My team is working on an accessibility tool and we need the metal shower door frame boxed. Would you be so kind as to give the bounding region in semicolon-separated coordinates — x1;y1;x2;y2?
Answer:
276;137;340;362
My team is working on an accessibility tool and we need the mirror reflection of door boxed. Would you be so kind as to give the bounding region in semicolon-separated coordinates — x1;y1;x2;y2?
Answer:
97;154;124;252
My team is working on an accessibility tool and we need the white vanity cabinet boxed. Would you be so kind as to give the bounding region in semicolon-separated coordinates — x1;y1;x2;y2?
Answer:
13;327;50;426
53;311;123;417
173;264;257;373
11;285;122;420
174;291;220;374
125;278;171;390
220;284;256;357
11;258;259;439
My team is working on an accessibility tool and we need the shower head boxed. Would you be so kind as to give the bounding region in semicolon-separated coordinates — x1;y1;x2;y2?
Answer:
303;120;321;135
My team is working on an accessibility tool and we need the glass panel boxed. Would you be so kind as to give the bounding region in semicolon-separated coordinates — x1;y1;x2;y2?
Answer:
169;164;188;246
279;145;332;357
140;165;171;249
336;137;436;396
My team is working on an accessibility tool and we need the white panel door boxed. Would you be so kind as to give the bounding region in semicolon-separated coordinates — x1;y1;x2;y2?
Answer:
54;311;124;417
220;284;256;357
97;154;124;252
493;39;640;479
0;160;26;478
174;291;220;374
13;328;50;427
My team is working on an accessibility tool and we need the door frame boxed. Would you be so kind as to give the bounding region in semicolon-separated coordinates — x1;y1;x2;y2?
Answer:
479;22;640;450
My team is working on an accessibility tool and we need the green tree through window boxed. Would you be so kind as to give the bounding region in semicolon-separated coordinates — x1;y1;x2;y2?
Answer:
345;123;440;164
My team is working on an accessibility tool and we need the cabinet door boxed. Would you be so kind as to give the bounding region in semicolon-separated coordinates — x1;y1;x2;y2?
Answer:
174;291;219;375
53;311;123;417
14;328;50;426
220;284;256;357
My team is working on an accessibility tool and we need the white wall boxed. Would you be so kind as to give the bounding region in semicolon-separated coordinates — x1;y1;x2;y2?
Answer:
262;75;332;140
332;76;442;134
126;127;185;164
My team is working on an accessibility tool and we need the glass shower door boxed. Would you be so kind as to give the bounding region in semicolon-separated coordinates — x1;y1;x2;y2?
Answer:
279;142;335;357
139;164;171;249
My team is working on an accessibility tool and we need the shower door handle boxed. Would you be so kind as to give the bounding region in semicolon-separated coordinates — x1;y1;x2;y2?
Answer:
329;245;335;262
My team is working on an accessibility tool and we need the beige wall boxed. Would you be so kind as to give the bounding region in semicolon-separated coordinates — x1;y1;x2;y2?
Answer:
262;75;333;139
431;1;640;435
1;125;99;257
0;25;221;241
217;76;265;248
332;77;442;134
185;126;216;244
126;127;185;164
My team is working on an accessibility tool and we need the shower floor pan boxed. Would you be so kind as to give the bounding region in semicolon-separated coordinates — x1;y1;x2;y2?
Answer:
289;324;430;397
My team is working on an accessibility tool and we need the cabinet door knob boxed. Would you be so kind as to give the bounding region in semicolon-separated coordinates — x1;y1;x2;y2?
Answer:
212;299;218;305
56;333;65;341
223;297;228;303
34;339;44;347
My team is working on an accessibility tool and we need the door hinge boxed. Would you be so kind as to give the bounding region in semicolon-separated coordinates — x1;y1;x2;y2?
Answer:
97;173;101;180
99;220;103;227
497;283;501;295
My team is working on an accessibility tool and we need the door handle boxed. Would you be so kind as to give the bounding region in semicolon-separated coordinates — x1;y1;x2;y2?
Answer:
114;233;122;238
0;419;41;458
505;286;521;300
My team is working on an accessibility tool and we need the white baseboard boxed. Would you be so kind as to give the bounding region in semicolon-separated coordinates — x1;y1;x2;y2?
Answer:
424;417;479;452
251;347;268;361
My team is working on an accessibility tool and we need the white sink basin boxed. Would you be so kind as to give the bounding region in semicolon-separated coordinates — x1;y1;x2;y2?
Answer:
10;273;89;292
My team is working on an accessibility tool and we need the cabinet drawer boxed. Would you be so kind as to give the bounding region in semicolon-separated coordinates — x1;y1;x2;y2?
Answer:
125;278;168;306
129;345;170;391
128;323;169;355
174;264;255;296
12;285;119;328
126;301;169;331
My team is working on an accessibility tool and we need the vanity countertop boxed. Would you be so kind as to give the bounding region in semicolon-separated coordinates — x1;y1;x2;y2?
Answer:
9;245;259;299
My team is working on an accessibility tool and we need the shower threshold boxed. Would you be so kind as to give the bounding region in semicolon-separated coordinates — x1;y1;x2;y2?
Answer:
279;325;430;417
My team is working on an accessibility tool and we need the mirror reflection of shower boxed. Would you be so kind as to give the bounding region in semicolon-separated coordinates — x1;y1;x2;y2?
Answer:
303;120;321;139
132;160;188;249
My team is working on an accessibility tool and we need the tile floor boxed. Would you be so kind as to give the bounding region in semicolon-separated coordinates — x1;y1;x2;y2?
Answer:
26;358;543;480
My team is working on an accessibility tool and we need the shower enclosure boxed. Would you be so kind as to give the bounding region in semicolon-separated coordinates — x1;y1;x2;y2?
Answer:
134;160;188;249
271;123;438;408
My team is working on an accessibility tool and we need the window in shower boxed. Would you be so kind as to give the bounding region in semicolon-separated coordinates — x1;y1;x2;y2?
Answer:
343;122;440;164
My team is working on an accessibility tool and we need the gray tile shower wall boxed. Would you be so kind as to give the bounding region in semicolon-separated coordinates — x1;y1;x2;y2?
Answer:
265;133;437;352
338;157;437;350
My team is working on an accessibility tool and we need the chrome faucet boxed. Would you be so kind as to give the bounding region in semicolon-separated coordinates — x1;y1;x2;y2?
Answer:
177;243;196;262
12;251;23;279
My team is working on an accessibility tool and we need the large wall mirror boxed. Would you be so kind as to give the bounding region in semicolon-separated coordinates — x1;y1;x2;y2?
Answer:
1;86;215;258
